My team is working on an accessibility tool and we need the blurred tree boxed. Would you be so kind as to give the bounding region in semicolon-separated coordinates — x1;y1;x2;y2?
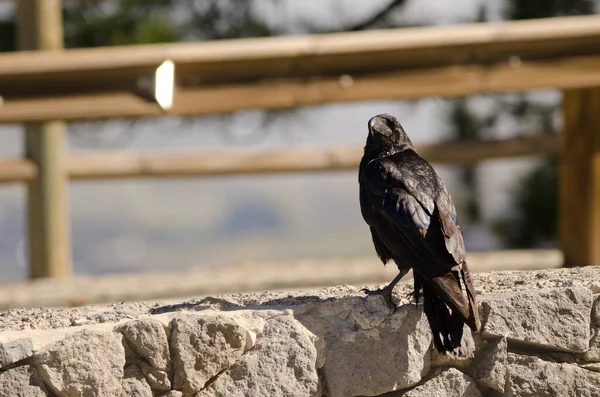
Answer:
347;0;407;31
0;19;15;52
447;97;496;224
182;0;272;39
505;0;595;19
62;0;274;47
492;160;558;247
0;0;277;51
62;0;179;47
487;0;597;248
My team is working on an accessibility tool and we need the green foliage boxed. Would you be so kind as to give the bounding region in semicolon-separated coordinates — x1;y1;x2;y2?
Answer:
447;99;494;222
62;0;273;47
489;0;597;248
480;93;560;248
506;0;596;20
0;0;275;51
63;1;182;48
183;0;273;40
0;20;15;52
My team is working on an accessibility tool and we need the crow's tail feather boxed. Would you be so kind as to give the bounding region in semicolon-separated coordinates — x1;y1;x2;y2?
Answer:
422;280;475;357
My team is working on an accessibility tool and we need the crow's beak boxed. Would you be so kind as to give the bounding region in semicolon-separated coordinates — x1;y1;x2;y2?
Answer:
368;116;391;136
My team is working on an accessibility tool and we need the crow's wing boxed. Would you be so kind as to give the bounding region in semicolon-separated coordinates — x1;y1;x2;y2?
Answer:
361;180;406;267
360;151;479;329
435;183;480;330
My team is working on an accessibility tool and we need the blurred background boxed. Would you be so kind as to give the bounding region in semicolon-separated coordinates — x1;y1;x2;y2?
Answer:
0;0;599;308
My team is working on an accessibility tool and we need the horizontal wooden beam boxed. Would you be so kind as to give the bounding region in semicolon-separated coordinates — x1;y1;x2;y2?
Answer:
67;134;558;180
3;54;600;124
0;134;557;183
0;158;37;182
0;92;165;123
417;133;557;164
1;15;600;123
172;54;600;114
2;15;600;91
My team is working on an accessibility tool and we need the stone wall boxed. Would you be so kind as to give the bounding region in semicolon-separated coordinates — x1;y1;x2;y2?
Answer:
0;266;599;397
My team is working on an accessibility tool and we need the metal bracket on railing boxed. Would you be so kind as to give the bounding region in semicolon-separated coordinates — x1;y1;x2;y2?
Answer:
136;59;175;111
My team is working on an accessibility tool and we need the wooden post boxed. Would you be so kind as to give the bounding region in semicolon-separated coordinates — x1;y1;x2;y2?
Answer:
560;88;600;266
17;0;71;279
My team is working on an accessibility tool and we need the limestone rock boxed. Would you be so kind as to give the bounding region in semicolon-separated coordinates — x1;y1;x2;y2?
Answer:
118;318;170;371
297;296;432;397
0;338;34;368
170;314;248;394
481;286;592;352
592;295;600;326
473;337;507;393
581;363;600;373
506;353;600;397
139;360;170;391
121;364;153;397
0;365;48;397
390;368;482;397
197;314;319;397
35;329;125;397
583;328;600;362
157;392;182;397
0;268;597;397
584;295;600;361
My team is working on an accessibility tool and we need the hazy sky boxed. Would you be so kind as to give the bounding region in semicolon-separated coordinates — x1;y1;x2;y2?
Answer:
256;0;502;31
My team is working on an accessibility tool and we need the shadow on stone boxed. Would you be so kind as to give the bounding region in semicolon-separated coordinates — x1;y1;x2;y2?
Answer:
149;295;338;314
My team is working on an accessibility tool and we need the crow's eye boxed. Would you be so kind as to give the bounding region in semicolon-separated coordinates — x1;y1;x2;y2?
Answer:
382;118;393;128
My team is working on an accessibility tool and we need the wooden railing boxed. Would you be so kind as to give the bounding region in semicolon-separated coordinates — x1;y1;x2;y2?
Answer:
0;134;558;183
1;2;599;279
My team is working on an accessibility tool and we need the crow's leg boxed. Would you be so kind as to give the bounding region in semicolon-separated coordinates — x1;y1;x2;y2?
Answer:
405;289;424;304
409;275;423;305
361;268;410;311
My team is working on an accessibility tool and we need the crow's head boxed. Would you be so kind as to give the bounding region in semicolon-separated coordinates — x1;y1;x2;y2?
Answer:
365;113;413;156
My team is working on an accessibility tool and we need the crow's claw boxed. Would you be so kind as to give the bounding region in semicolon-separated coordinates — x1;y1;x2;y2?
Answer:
406;289;423;305
360;286;397;312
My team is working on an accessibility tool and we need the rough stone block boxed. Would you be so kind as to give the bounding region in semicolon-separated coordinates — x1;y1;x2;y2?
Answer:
170;314;249;394
297;296;432;397
121;364;153;397
0;338;34;368
197;314;319;397
118;318;170;371
481;287;592;352
139;360;170;391
0;365;48;397
473;337;507;393
157;392;182;397
506;353;600;397
35;329;125;397
388;368;482;397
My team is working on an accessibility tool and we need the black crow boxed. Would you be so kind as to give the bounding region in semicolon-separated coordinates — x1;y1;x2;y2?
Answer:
358;113;480;355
